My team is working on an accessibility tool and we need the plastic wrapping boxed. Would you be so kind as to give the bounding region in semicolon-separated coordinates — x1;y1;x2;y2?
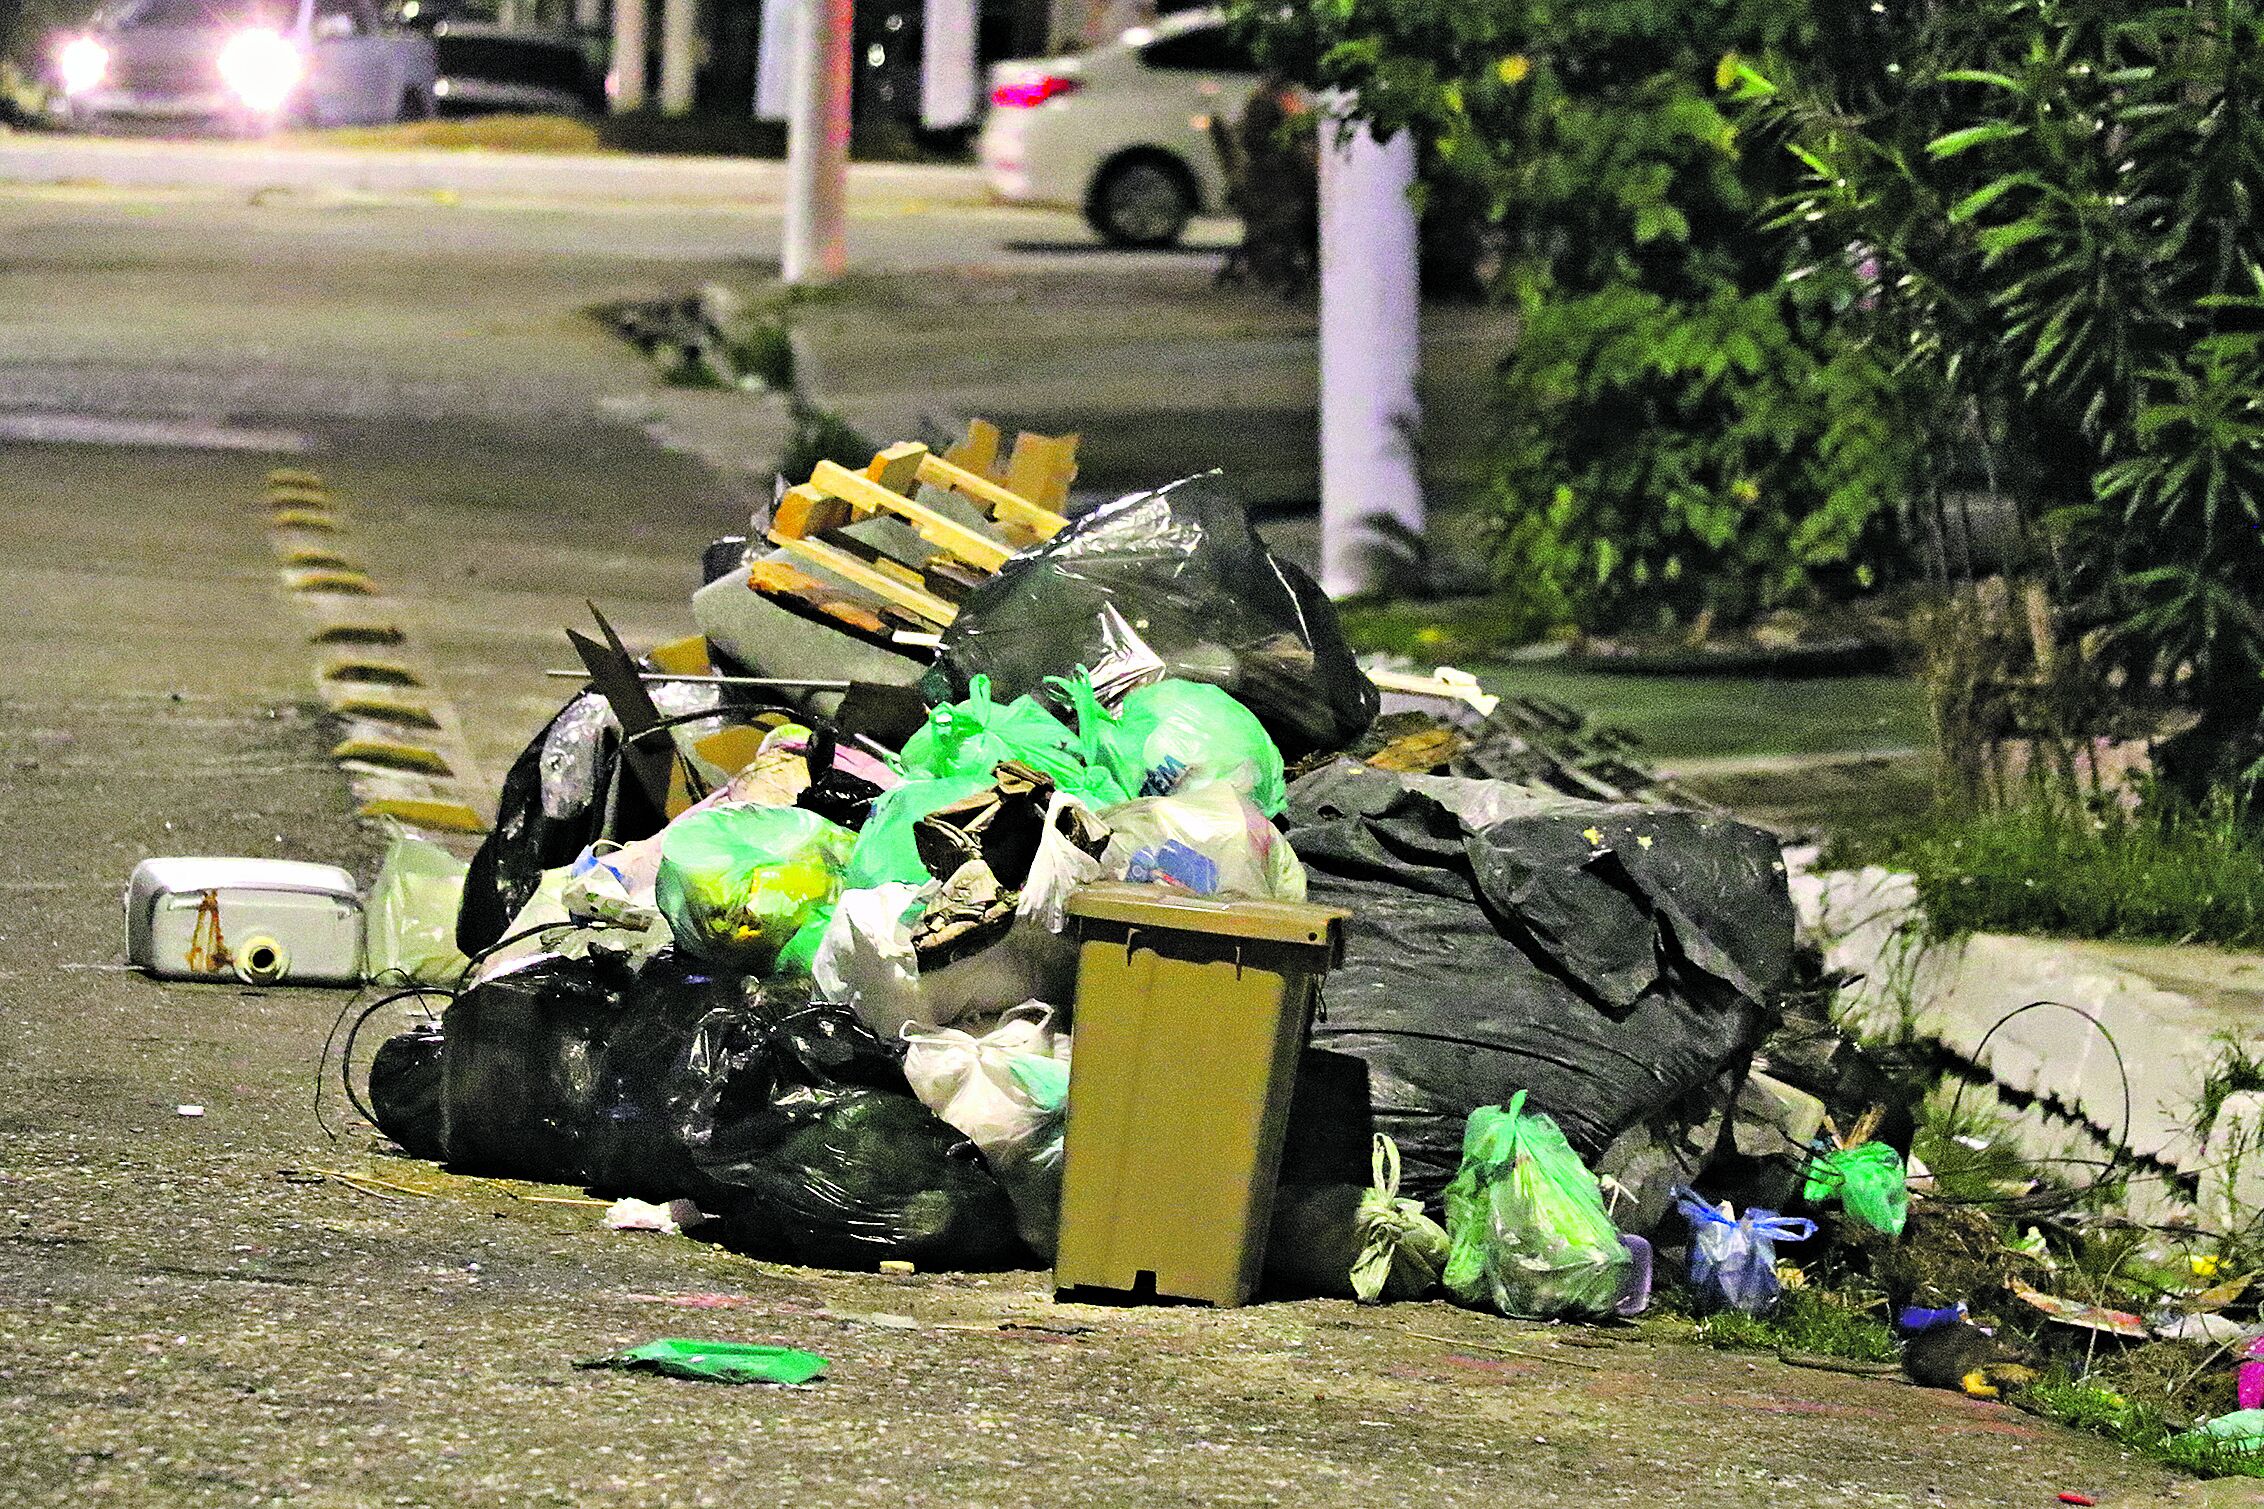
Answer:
1093;679;1287;817
1281;761;1793;1207
457;700;616;957
926;472;1379;759
655;806;855;973
1674;1189;1815;1314
365;833;472;985
1443;1092;1632;1321
898;675;1129;809
1098;783;1306;901
901;1004;1072;1258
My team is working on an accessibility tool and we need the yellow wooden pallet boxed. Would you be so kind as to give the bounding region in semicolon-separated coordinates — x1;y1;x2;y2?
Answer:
753;422;1076;640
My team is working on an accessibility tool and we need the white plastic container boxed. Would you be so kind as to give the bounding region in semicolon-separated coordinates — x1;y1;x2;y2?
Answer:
125;858;364;986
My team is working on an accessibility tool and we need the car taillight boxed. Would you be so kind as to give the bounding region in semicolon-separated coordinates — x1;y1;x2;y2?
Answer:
990;74;1077;109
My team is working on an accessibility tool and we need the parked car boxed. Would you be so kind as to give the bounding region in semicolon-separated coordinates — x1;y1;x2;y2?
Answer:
977;7;1260;248
49;0;437;132
423;20;602;115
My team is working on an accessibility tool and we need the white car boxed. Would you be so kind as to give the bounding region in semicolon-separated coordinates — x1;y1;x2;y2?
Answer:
978;8;1260;248
50;0;437;132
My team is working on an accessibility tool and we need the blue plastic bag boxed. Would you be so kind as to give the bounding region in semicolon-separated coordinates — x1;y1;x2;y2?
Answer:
1673;1187;1815;1315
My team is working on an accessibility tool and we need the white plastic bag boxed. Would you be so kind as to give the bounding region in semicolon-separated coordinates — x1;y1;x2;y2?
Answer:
901;1003;1072;1258
1099;782;1306;901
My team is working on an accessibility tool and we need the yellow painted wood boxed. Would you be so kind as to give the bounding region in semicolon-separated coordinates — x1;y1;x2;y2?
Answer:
914;454;1069;540
809;460;1012;571
1005;430;1080;511
648;634;712;676
943;417;1001;479
766;531;957;627
866;440;927;493
773;483;853;541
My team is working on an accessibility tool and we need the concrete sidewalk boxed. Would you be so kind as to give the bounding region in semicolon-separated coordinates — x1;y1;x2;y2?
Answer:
767;259;1517;513
0;129;986;206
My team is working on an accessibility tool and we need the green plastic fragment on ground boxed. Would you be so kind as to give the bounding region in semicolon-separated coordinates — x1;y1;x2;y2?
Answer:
1802;1141;1910;1237
574;1338;829;1386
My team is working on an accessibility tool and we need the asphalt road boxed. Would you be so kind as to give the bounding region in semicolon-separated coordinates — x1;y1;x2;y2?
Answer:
0;177;2236;1506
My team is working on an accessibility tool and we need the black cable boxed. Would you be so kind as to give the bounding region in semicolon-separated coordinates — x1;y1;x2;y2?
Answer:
338;985;453;1130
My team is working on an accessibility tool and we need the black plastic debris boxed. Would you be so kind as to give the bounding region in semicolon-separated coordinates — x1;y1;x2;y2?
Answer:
1279;761;1796;1208
368;1021;448;1163
925;472;1378;759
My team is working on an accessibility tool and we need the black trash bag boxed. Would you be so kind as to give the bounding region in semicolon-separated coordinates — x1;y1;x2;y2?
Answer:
455;695;617;957
440;955;627;1183
581;951;753;1202
368;1023;448;1162
712;1086;1026;1271
924;472;1378;759
677;985;1021;1269
1282;761;1795;1208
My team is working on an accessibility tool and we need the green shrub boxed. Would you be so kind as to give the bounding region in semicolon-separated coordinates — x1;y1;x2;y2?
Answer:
1226;0;1930;635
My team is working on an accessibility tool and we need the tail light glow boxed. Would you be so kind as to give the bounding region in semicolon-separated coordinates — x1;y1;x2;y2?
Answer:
990;74;1077;109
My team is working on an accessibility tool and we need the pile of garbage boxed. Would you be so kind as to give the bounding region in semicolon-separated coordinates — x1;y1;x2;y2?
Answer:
344;436;1846;1318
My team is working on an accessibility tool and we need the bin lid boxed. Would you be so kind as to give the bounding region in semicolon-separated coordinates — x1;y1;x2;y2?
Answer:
1065;882;1349;948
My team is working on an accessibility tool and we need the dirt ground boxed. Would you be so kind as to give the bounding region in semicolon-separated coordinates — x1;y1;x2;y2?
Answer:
0;438;2248;1509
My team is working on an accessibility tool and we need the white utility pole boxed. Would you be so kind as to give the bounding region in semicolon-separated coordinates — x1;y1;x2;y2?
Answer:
611;0;649;111
782;0;854;285
753;0;793;118
919;0;978;131
1317;110;1423;598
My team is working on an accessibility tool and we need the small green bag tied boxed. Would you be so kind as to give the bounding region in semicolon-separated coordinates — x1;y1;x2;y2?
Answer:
1801;1141;1910;1237
574;1338;829;1386
1349;1134;1450;1304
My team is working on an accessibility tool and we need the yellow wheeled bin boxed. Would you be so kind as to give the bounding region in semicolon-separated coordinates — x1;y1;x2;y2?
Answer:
1054;882;1350;1307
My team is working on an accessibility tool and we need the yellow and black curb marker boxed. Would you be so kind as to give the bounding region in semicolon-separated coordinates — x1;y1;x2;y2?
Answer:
259;467;489;839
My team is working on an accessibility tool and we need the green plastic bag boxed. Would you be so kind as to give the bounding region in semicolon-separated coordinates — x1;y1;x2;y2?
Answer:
899;674;1129;808
364;831;472;985
1443;1091;1631;1320
1350;1134;1451;1304
574;1338;828;1386
655;806;854;972
1802;1142;1910;1236
1091;679;1287;817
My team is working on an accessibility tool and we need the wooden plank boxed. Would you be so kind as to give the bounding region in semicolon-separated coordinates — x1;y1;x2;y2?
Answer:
809;460;1014;571
1005;430;1080;511
772;482;854;541
867;440;927;493
943;417;1002;480
648;634;712;676
768;530;958;627
914;453;1070;540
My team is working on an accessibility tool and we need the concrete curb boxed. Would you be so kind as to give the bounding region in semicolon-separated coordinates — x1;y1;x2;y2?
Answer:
0;133;987;207
1793;862;2264;1230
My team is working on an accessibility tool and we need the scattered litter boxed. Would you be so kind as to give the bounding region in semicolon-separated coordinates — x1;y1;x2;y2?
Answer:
2058;1493;2097;1505
2010;1280;2148;1339
176;1104;204;1118
1674;1189;1814;1316
574;1338;828;1386
877;1261;915;1276
603;1197;704;1235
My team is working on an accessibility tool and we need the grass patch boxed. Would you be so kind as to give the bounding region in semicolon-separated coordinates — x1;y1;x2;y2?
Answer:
1691;1289;1900;1364
778;401;875;484
1834;790;2264;950
2025;1378;2264;1480
1337;593;1558;665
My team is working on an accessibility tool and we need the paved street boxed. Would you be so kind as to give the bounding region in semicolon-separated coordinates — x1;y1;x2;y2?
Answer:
0;169;2237;1506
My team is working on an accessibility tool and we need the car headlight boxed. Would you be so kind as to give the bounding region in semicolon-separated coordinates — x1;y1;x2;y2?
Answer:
57;36;108;97
216;28;304;113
